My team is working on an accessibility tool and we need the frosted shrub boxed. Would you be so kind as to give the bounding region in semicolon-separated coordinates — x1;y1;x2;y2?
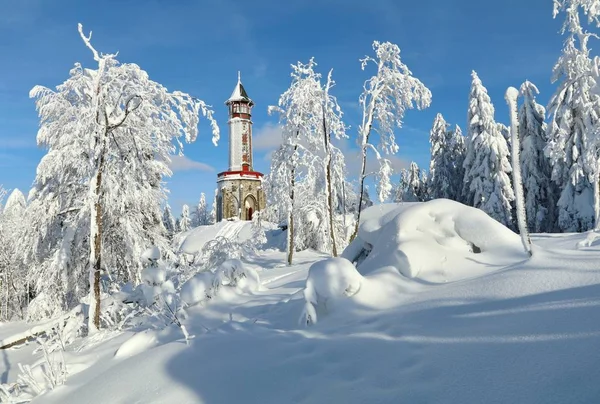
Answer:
180;259;260;307
300;257;363;325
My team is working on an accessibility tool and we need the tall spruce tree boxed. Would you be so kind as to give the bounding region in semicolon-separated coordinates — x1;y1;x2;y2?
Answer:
518;81;557;232
463;71;514;227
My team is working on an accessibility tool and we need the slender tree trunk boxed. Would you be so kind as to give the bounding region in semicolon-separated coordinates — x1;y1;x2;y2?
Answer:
594;158;600;230
322;110;337;256
89;130;107;332
351;131;371;241
506;87;532;256
287;144;298;266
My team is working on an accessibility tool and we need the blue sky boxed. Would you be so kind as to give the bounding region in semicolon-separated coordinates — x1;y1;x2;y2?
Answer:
0;0;571;212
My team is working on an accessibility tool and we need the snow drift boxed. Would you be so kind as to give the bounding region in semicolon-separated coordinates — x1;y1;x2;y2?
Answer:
343;200;527;282
301;257;363;325
180;259;260;307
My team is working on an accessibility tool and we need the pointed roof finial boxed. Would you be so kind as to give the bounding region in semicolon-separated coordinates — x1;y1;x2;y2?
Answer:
226;71;254;106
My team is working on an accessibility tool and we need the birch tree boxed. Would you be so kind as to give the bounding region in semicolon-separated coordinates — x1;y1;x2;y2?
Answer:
268;59;346;264
26;24;219;330
353;41;432;239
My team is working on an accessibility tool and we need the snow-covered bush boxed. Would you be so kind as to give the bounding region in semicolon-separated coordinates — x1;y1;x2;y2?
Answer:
180;272;218;307
301;257;363;325
180;259;260;307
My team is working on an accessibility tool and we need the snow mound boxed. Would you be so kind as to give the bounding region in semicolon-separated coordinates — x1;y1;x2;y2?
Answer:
343;200;526;282
180;272;216;307
302;257;363;325
141;246;161;263
114;330;158;359
180;259;260;307
141;265;166;286
178;220;284;255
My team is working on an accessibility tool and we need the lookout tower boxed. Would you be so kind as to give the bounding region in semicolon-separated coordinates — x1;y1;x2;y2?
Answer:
216;73;266;221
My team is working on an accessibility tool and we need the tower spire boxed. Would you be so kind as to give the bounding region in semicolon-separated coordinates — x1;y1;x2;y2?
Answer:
238;70;241;83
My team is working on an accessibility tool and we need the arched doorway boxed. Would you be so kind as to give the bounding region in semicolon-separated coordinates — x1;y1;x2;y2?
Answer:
244;195;257;221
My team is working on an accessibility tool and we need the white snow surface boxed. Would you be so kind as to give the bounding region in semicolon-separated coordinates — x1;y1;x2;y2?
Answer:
2;204;600;403
344;200;526;282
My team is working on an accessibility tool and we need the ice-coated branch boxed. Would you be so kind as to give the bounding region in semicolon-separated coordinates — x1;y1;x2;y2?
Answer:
77;23;100;62
506;86;532;257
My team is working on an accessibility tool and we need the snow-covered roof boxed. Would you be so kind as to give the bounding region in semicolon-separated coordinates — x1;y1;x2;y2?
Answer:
226;72;254;106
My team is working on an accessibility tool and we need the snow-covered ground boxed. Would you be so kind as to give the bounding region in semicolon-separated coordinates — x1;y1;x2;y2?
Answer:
2;201;600;403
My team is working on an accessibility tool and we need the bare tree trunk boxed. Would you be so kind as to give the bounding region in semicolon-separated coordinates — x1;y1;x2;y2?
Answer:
322;110;337;257
286;144;298;266
506;87;532;257
89;129;107;332
351;129;371;241
594;159;600;230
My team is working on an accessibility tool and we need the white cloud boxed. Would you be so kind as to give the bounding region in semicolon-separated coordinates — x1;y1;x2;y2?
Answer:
252;122;282;151
169;155;215;172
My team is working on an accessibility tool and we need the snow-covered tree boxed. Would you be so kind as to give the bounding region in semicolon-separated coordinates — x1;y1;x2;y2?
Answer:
25;24;219;329
506;87;532;256
163;204;177;236
179;204;191;232
404;162;423;202
0;188;28;320
267;58;347;263
394;169;409;203
463;71;514;227
419;170;430;201
428;122;467;202
353;41;432;238
547;4;600;231
518;81;556;232
448;125;467;202
193;193;210;226
319;69;348;256
428;113;461;200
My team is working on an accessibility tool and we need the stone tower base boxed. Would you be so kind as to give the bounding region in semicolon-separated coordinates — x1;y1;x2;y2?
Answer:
216;172;265;221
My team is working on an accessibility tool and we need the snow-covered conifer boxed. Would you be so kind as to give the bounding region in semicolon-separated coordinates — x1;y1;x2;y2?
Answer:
518;81;556;232
179;204;191;232
547;7;600;231
394;169;409;203
428;113;455;200
403;162;422;202
163;204;177;236
24;24;218;328
463;71;514;227
429;117;466;202
353;41;432;238
193;193;210;226
449;125;466;202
